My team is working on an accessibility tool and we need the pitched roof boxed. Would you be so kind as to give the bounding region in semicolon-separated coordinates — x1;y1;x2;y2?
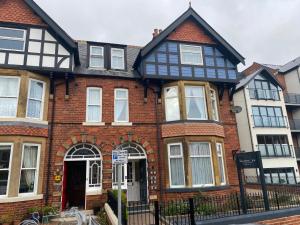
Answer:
136;7;245;66
279;56;300;73
236;68;283;91
74;41;140;78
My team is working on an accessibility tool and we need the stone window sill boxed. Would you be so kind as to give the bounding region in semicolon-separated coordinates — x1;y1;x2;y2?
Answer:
0;194;43;203
165;185;230;193
82;122;105;126
111;122;132;126
0;117;48;125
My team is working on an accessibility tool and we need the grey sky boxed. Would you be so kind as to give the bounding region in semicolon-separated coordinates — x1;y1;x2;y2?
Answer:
35;0;300;69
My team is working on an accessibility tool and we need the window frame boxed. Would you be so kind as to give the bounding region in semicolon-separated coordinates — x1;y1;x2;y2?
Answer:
210;88;219;121
257;135;291;157
180;44;203;66
0;27;26;52
164;86;180;121
86;159;103;192
263;167;296;185
86;87;102;123
252;106;285;127
184;85;208;120
111;48;125;70
114;88;129;123
216;143;226;185
189;142;215;187
0;76;21;118
112;163;127;189
26;78;46;120
167;142;186;188
0;143;13;198
89;45;104;69
18;143;41;196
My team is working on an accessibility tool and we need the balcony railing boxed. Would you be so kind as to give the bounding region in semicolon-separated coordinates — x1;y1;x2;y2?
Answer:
257;144;293;158
295;147;300;160
249;88;280;101
284;93;300;105
289;119;300;131
252;115;288;128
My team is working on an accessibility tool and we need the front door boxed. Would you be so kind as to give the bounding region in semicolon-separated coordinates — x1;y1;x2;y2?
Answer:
127;161;140;202
65;161;86;208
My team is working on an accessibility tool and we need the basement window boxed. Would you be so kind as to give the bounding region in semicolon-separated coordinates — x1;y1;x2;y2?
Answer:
0;27;26;51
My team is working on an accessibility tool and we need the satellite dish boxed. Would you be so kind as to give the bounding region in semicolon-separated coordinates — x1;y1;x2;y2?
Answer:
231;106;242;113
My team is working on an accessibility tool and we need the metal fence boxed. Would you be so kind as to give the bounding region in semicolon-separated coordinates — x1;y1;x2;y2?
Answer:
114;186;300;225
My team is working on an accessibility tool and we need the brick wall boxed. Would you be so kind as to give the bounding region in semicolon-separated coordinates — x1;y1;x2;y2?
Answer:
0;0;45;26
0;125;48;137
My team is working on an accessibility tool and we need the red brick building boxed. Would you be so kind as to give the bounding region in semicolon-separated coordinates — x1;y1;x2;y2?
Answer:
0;0;245;219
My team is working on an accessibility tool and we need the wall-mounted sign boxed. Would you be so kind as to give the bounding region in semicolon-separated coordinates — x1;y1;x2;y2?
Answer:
112;150;128;164
54;175;62;183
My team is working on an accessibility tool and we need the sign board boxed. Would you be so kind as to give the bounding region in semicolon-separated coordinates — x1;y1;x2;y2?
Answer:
112;150;128;164
236;151;260;169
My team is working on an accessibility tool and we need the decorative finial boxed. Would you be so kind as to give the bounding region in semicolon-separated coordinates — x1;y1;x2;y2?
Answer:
189;0;192;8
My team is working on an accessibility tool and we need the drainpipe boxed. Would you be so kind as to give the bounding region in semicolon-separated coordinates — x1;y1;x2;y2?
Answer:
45;74;56;205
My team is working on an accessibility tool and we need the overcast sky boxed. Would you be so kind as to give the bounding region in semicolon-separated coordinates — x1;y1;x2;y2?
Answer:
35;0;300;70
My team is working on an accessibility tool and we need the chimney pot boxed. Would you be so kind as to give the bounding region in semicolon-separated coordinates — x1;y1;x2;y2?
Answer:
152;28;161;39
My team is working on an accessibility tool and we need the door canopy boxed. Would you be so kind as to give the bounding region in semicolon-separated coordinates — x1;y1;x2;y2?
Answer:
116;142;146;159
65;143;102;160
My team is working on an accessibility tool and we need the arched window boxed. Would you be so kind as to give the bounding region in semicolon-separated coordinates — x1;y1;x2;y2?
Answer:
65;143;101;159
116;142;146;159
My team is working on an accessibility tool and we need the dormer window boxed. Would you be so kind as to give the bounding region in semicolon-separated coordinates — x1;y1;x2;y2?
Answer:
0;27;26;51
111;48;125;70
180;44;203;65
89;46;104;68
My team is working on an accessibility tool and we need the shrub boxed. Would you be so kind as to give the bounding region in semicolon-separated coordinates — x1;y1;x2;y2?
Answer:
42;206;59;216
162;201;189;216
96;209;109;225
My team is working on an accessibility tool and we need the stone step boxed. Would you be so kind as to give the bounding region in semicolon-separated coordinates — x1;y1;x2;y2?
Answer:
50;210;94;222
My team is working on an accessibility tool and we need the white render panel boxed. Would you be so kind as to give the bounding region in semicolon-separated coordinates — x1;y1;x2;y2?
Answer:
42;56;55;67
8;53;24;65
0;52;5;64
59;58;70;68
29;28;43;40
44;31;56;42
262;158;298;171
58;44;69;56
284;69;300;94
43;43;56;54
27;55;40;66
28;41;41;53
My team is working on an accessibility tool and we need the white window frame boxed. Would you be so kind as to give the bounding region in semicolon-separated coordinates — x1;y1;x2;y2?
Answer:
0;143;13;198
89;46;104;69
180;44;203;65
0;76;20;118
86;159;103;192
18;143;41;196
210;89;219;121
26;79;46;120
111;48;125;70
185;86;208;120
86;87;102;123
189;142;215;187
168;143;186;188
114;88;129;123
164;86;180;121
112;164;127;190
0;27;26;52
216;143;226;185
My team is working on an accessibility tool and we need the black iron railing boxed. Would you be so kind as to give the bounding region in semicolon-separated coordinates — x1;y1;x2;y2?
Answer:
248;88;280;101
289;119;300;130
252;115;288;128
257;144;293;157
295;147;300;160
284;93;300;105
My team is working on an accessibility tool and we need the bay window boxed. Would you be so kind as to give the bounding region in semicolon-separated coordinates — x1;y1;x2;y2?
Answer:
189;142;214;187
0;76;20;117
0;27;26;51
0;144;12;196
185;86;207;120
164;86;180;121
168;143;185;187
111;48;125;70
90;46;104;68
19;144;40;194
86;87;102;122
210;89;219;121
180;44;203;65
216;143;226;185
26;79;45;120
114;89;129;123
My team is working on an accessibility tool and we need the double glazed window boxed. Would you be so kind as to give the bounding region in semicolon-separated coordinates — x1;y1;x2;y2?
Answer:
168;143;185;187
164;87;180;121
0;144;12;196
88;160;102;189
185;86;207;120
90;46;104;68
86;87;102;122
19;144;39;194
248;77;279;101
264;168;296;185
257;135;291;157
114;89;129;122
111;48;125;70
216;143;226;184
26;79;45;119
252;106;285;127
180;44;203;65
210;89;219;121
0;76;20;117
0;27;26;51
112;164;126;188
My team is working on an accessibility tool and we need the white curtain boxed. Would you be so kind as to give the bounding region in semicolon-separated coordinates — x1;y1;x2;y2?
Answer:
185;86;207;119
87;88;101;122
190;143;213;185
169;145;185;186
27;80;43;119
0;77;18;117
115;90;128;122
165;87;180;121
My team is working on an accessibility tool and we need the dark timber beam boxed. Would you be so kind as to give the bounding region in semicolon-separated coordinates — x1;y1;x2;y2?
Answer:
229;85;236;101
65;73;69;99
218;85;225;101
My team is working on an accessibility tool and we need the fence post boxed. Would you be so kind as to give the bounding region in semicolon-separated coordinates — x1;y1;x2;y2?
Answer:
154;201;159;225
275;190;280;210
235;192;241;215
189;198;196;225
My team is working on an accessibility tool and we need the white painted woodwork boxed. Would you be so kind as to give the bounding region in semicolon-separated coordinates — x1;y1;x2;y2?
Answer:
42;56;55;67
43;43;56;54
44;31;56;42
27;55;40;66
29;28;43;40
8;53;24;65
0;53;5;64
28;41;41;53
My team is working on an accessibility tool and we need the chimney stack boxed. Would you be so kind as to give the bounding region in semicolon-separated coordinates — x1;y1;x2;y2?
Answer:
152;28;162;39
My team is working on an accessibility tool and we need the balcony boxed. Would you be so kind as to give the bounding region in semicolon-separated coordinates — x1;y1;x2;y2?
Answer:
284;93;300;106
257;144;293;158
252;115;288;128
295;147;300;161
249;88;280;101
289;119;300;132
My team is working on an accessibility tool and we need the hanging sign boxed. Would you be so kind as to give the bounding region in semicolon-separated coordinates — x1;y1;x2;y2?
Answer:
112;150;128;164
235;151;260;169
